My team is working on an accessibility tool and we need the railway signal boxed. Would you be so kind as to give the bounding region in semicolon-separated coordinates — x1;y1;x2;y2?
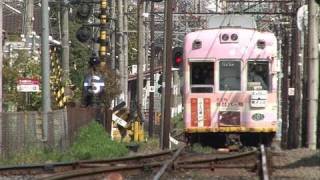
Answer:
172;47;183;69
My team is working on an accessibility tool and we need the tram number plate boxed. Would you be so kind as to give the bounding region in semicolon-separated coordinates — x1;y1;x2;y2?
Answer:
250;99;267;107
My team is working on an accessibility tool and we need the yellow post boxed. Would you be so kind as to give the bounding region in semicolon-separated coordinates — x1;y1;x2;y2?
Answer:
139;122;144;142
134;121;139;141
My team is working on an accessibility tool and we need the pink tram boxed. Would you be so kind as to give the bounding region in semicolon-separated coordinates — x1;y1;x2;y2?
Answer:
183;17;279;147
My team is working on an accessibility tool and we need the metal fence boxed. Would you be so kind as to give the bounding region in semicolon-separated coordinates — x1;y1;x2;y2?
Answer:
0;107;103;159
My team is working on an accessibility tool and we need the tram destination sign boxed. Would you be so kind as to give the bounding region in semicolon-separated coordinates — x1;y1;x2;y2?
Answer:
17;78;40;92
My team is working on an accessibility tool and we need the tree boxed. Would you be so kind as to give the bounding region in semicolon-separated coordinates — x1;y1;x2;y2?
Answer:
68;18;121;107
68;21;91;102
3;51;42;111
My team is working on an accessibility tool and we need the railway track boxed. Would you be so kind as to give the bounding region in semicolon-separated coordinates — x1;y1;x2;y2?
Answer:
0;148;177;177
0;144;272;180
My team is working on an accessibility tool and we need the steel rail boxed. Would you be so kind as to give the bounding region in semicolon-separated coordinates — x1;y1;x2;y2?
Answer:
43;145;186;180
260;144;270;180
41;162;163;180
153;145;186;180
0;148;177;175
177;164;254;169
177;149;258;165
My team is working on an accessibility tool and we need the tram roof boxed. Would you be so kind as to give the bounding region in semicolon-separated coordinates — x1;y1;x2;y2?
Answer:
208;15;257;29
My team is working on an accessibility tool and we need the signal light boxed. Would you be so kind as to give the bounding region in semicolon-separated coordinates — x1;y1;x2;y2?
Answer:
175;56;183;64
76;4;92;22
172;47;183;68
89;52;100;66
76;26;91;43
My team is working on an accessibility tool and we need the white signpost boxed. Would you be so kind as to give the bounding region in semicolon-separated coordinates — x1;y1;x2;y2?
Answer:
17;78;40;92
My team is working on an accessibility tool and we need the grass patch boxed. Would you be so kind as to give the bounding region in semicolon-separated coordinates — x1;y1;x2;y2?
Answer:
0;121;129;165
191;143;213;154
0;147;63;166
137;138;160;153
65;121;129;160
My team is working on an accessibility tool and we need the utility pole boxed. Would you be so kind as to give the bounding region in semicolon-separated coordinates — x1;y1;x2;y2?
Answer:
137;0;145;119
41;0;51;140
61;1;70;84
25;0;34;36
302;4;309;147
123;0;128;106
307;0;319;150
0;0;3;152
162;0;173;149
281;27;289;149
118;0;125;104
288;0;302;148
148;1;155;137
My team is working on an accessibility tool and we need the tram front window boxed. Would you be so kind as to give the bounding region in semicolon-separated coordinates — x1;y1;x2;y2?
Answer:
247;61;269;91
190;62;214;93
219;61;241;91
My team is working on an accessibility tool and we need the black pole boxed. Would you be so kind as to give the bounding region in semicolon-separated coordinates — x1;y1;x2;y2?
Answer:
281;27;289;149
288;0;302;149
148;2;155;138
162;0;173;149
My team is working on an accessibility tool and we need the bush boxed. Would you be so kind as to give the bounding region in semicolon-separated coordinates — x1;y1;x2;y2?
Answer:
67;121;128;160
192;143;213;154
171;113;184;130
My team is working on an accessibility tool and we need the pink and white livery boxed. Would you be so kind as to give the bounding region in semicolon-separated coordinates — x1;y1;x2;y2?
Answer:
183;15;279;146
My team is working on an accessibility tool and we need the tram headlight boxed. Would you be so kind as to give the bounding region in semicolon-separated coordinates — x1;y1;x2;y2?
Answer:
231;34;238;41
221;34;229;41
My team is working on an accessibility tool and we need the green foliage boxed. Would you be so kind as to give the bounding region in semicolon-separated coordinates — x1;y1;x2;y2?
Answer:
67;121;128;160
68;21;121;106
3;51;42;111
138;138;160;153
171;113;184;130
69;21;91;100
0;147;63;165
171;113;184;139
0;122;129;165
191;143;213;154
128;7;138;66
101;68;121;108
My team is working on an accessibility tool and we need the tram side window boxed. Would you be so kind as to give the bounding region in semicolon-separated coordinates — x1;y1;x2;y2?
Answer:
247;61;269;91
190;62;214;93
219;61;241;91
